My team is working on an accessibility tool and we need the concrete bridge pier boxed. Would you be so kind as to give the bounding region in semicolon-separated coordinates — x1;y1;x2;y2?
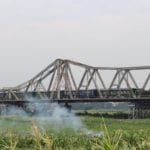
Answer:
0;104;7;115
128;102;150;118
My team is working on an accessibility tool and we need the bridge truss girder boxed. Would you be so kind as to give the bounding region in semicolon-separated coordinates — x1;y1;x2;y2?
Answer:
0;59;150;101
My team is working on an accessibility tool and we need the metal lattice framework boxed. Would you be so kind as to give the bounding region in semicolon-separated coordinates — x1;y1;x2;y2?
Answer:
0;59;150;103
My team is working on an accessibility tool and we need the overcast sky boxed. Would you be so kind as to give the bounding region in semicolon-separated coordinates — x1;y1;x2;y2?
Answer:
0;0;150;87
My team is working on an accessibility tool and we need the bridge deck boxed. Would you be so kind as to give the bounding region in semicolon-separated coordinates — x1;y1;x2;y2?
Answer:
0;97;150;105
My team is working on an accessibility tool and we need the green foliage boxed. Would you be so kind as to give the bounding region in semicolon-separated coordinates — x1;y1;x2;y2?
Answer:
0;114;150;149
31;124;53;150
1;132;18;150
91;118;123;150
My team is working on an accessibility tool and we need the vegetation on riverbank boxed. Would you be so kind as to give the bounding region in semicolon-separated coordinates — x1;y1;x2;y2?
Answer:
0;110;150;149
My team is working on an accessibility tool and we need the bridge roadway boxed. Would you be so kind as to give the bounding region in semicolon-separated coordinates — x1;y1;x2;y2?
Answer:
0;89;150;106
0;98;150;105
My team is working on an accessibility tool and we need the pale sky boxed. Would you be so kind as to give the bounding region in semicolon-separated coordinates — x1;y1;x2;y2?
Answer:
0;0;150;87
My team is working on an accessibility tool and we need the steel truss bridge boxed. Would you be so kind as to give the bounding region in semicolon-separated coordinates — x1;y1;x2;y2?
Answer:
0;59;150;118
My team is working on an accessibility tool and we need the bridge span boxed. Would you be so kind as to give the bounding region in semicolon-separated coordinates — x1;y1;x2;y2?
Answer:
0;59;150;118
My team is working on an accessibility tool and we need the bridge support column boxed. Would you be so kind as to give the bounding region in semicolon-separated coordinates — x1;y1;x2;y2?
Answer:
64;102;72;112
0;104;7;115
128;102;150;119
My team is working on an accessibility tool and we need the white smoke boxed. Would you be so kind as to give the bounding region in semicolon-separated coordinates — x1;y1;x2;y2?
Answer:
6;106;27;116
0;96;103;137
24;96;84;131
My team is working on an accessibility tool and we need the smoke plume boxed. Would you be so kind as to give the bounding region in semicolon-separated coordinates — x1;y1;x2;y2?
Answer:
0;97;103;137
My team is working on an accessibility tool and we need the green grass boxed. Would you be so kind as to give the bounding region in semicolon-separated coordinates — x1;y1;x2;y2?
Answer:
0;111;150;149
81;116;150;132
